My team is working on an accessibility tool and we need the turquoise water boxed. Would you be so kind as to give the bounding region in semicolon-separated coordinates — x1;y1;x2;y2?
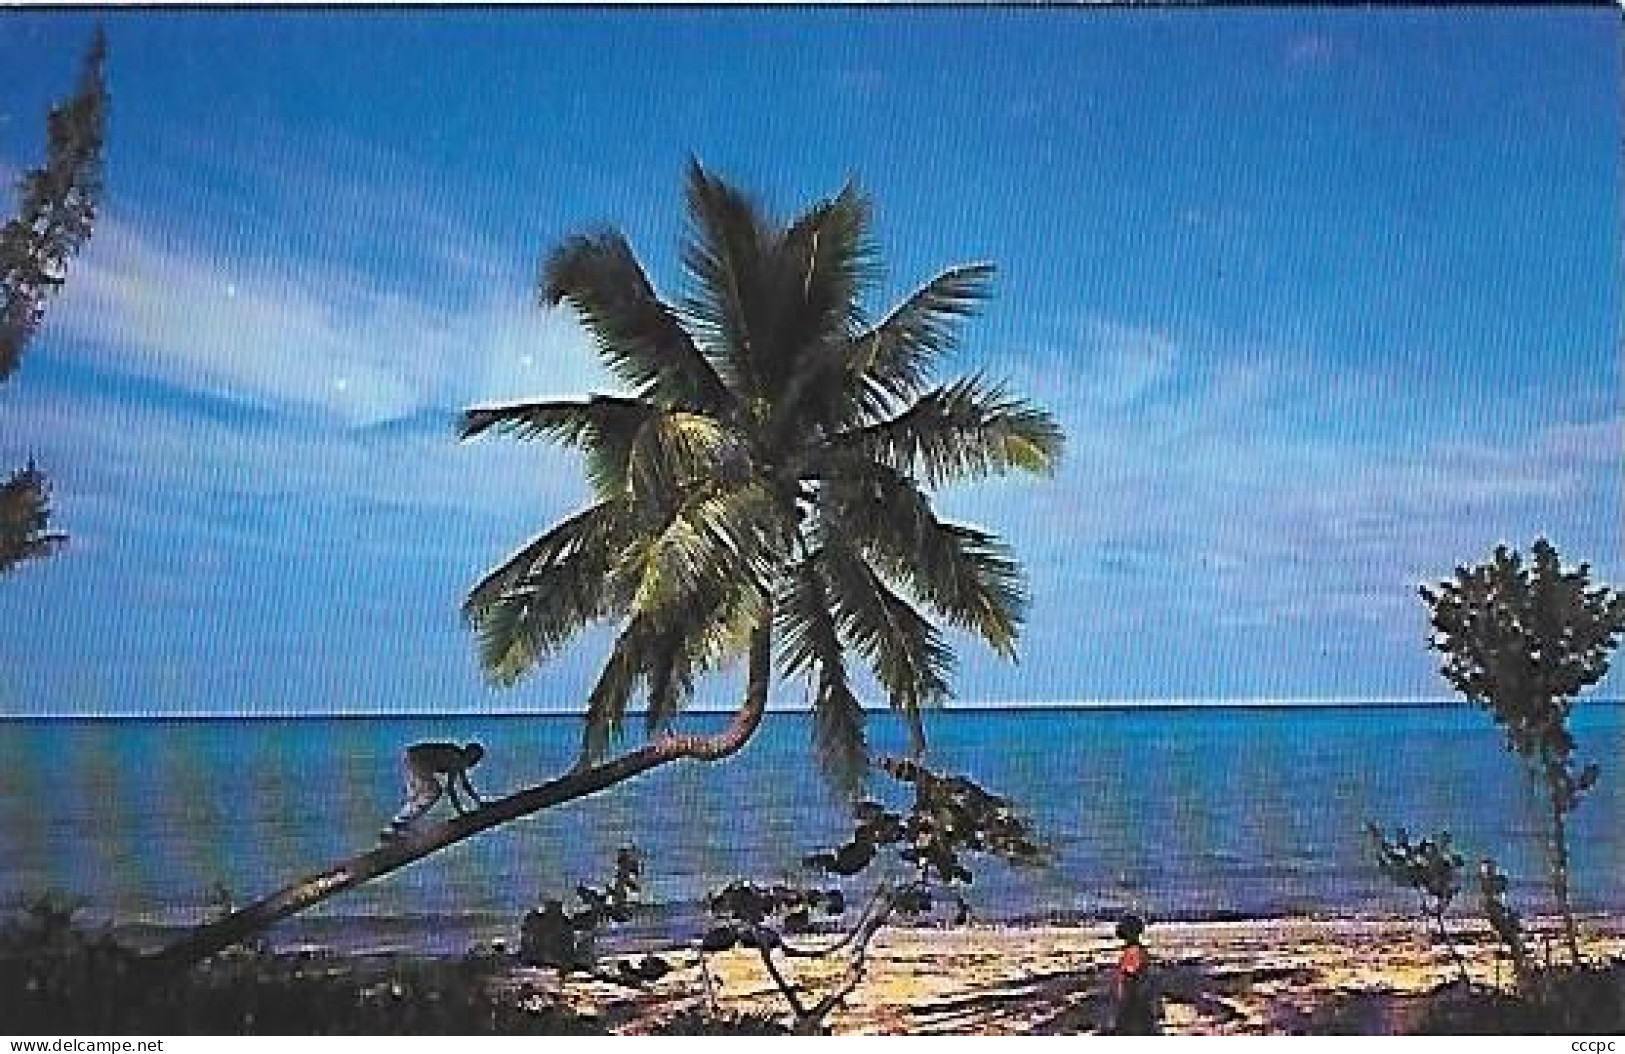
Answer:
0;705;1620;953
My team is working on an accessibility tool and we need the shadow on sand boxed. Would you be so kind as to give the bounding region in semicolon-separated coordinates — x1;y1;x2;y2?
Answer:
901;957;1324;1035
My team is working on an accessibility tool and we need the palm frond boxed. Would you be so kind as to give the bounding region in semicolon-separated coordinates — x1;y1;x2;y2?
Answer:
642;627;695;738
818;539;954;754
815;676;868;797
823;459;1026;657
463;501;622;620
779;181;877;337
771;183;875;370
542;231;733;411
626;506;714;618
587;598;749;759
840;375;1064;486
760;185;881;443
466;503;626;685
841;263;995;421
470;557;620;688
778;558;869;794
581;623;646;764
625;480;790;627
684;579;770;674
459;396;653;497
679;160;773;403
624;410;749;518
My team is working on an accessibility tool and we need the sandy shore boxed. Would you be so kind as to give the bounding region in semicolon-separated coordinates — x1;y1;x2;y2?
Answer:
494;915;1625;1035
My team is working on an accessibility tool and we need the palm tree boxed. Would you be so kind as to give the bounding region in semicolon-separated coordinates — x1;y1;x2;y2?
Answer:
151;163;1061;971
461;161;1062;790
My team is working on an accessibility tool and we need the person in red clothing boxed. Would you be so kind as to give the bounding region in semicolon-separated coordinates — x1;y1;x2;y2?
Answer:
1112;913;1159;1034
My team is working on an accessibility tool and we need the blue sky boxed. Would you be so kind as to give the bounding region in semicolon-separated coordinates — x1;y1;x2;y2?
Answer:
0;8;1618;717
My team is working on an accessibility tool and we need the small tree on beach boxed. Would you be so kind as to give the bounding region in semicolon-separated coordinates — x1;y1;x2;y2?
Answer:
698;758;1045;1033
1477;858;1533;996
153;163;1062;971
518;846;671;987
0;29;107;575
1419;538;1625;964
1365;824;1469;986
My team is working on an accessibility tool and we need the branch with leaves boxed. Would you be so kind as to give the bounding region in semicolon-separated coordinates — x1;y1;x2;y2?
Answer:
1476;858;1533;997
698;759;1046;1033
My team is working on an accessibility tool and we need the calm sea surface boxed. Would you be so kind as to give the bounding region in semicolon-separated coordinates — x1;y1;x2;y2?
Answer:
1;705;1620;953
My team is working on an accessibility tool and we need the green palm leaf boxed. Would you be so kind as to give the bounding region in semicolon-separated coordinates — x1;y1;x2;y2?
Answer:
819;539;954;755
778;557;869;794
464;501;622;619
624;410;750;519
467;503;626;686
625;481;790;629
779;182;877;336
641;626;695;738
824;459;1025;657
543;231;733;411
460;396;653;497
679;160;774;403
843;263;995;420
842;375;1064;486
760;185;882;446
581;621;647;763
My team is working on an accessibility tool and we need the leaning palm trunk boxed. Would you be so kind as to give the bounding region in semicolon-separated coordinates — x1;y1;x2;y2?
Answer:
147;620;773;976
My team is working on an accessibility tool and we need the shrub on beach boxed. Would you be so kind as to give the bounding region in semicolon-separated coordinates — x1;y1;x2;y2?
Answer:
517;845;671;988
1365;824;1469;984
647;1007;791;1035
696;758;1046;1033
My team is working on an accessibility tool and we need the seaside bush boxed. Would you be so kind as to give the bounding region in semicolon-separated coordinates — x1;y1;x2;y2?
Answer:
1421;538;1625;964
1365;824;1469;984
517;845;670;987
1413;959;1625;1035
647;1008;791;1035
697;758;1046;1033
1356;829;1619;1033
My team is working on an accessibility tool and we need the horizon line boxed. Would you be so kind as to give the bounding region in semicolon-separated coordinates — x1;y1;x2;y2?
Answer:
7;695;1622;721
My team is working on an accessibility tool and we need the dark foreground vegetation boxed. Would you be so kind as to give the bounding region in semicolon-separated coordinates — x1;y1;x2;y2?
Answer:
1295;964;1625;1036
0;892;794;1035
0;894;594;1034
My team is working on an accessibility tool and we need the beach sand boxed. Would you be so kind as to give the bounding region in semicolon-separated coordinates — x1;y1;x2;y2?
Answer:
495;915;1625;1035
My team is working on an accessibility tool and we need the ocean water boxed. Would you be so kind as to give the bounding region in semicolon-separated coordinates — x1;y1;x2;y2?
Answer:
0;704;1620;954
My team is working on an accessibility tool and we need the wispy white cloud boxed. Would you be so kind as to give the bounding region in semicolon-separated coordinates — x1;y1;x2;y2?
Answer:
942;310;1619;698
1073;316;1180;408
42;212;613;427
